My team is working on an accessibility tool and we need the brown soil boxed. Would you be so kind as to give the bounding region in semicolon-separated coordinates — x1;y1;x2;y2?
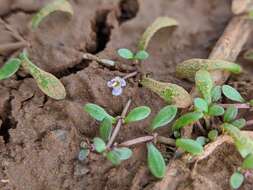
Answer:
0;0;252;189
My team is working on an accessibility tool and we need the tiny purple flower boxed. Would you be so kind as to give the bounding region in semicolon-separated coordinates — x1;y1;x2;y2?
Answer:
107;76;126;96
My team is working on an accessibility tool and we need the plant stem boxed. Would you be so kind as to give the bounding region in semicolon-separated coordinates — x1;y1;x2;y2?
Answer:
246;120;253;126
196;120;206;134
106;99;132;148
119;135;176;147
219;103;250;109
123;71;138;80
82;53;115;67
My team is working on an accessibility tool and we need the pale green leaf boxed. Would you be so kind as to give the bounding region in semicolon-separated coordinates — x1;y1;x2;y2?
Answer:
242;153;253;169
223;105;238;122
138;17;178;50
176;138;203;155
195;69;213;104
222;85;245;103
147;143;166;179
19;52;66;100
172;112;203;131
208;104;224;116
93;137;106;153
194;98;208;113
99;117;112;142
114;147;132;160
31;0;73;29
211;86;222;102
134;50;149;60
0;58;21;80
117;48;134;59
230;172;244;189
208;129;218;141
106;150;121;165
232;119;246;129
125;106;151;123
150;105;177;131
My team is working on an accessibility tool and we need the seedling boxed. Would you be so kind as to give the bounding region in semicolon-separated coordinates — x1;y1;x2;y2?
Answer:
0;51;66;100
31;0;73;29
82;101;180;178
117;48;149;62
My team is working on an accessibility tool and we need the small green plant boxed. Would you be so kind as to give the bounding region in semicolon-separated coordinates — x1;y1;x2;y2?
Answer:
0;50;66;100
82;101;179;178
31;0;73;29
117;48;149;62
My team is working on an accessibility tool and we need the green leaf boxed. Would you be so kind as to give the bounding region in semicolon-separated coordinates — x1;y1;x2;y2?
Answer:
106;151;121;165
114;147;132;160
230;172;244;189
222;123;253;158
117;48;134;59
176;138;203;155
249;99;253;107
211;86;222;102
208;129;218;141
196;136;208;146
93;137;106;153
176;59;242;81
84;103;115;122
147;143;166;179
78;148;89;161
172;112;204;131
232;119;246;129
19;52;66;100
194;98;208;113
208;104;224;116
99;118;112;142
150;105;177;131
0;58;21;80
242;153;253;169
195;69;213;104
31;0;73;29
125;106;151;123
223;105;238;122
134;50;149;60
140;76;192;108
222;85;245;103
138;17;178;50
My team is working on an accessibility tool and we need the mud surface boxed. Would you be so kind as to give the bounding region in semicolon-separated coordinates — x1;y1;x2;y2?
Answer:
0;0;252;189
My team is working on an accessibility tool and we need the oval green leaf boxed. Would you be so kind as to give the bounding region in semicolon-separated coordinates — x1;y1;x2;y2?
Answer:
114;147;132;160
138;17;178;50
172;111;204;131
31;0;73;29
195;69;213;104
19;52;66;100
242;153;253;169
134;50;149;60
176;138;203;155
147;143;166;179
222;85;245;103
117;48;134;60
196;136;208;146
211;86;222;102
99;117;112;142
176;59;242;81
125;106;151;123
0;58;21;80
230;172;244;189
194;98;208;113
84;103;115;122
150;105;177;131
223;105;238;122
93;137;106;153
232;119;246;129
208;129;218;141
106;150;121;165
208;104;224;116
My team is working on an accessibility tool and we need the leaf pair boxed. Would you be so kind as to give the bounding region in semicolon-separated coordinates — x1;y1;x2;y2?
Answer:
118;48;149;61
194;98;224;116
31;0;73;29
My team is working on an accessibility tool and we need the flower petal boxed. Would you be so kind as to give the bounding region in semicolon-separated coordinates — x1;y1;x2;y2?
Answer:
120;78;126;87
107;79;115;87
112;87;123;96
